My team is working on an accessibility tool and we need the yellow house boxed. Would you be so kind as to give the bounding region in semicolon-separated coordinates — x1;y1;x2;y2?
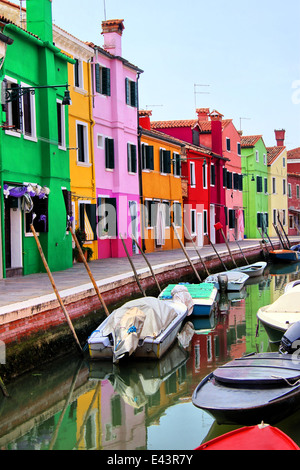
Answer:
139;111;186;253
267;145;288;237
53;26;97;260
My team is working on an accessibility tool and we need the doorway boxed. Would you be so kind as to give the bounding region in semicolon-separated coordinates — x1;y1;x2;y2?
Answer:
210;204;216;244
197;213;203;247
4;197;23;277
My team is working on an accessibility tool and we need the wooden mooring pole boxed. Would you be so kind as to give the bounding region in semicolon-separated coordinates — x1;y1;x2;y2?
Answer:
172;223;202;282
132;235;161;292
120;234;146;297
30;224;83;355
184;223;210;276
69;226;110;317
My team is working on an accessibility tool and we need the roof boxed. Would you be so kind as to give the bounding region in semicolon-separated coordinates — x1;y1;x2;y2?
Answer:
267;146;286;165
287;147;300;160
240;135;263;148
151;118;232;133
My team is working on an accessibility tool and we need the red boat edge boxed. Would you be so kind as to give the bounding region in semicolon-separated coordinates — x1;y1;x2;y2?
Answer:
195;423;300;450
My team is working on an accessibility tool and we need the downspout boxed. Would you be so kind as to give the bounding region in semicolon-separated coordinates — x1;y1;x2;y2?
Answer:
87;56;97;257
136;71;146;251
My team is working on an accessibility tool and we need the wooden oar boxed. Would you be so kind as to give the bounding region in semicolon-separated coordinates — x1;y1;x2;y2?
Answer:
183;223;210;276
132;234;161;292
69;226;110;317
172;223;202;282
120;234;146;297
30;224;83;355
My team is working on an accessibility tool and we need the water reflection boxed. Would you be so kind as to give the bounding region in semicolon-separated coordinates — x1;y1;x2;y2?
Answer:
1;262;300;450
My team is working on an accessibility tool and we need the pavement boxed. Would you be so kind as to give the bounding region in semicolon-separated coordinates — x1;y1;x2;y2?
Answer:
0;238;272;310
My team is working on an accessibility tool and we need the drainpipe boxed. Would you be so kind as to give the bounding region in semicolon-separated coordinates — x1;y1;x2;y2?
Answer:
136;71;146;251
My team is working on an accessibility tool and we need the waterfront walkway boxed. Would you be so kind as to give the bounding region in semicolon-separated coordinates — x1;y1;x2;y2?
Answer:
0;238;273;311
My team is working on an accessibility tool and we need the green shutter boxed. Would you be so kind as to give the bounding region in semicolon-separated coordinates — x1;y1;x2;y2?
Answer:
105;138;114;169
147;146;154;170
95;64;100;93
125;78;130;104
102;67;111;96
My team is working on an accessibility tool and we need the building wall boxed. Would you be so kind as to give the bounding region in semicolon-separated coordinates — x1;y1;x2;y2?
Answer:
287;173;300;236
268;148;288;237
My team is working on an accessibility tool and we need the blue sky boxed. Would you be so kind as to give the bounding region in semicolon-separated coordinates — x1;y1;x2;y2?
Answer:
14;0;300;149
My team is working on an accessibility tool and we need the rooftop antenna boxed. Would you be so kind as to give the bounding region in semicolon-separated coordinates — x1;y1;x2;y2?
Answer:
194;83;210;110
103;0;107;20
239;117;251;132
19;0;25;29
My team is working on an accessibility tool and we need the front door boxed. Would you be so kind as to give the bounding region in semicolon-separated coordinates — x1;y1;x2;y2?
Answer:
197;212;203;247
210;204;216;244
129;201;138;254
4;197;23;276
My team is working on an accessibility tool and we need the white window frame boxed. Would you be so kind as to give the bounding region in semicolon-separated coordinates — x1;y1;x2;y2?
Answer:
272;177;276;194
288;182;292;198
21;81;37;142
190;161;196;187
203;162;207;189
191;209;196;235
57;99;66;150
263;153;267;165
256;150;259;162
97;134;104;149
226;137;231;152
74;58;84;90
127;142;137;174
76;121;90;165
203;209;208;234
283;178;286;195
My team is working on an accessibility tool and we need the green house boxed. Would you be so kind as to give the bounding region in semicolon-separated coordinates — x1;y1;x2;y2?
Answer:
241;135;269;238
0;0;74;277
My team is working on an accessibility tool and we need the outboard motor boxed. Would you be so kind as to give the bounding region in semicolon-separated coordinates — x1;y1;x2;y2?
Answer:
218;273;228;293
280;321;300;354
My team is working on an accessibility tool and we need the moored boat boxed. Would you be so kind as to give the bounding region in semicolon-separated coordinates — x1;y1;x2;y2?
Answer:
192;322;300;425
257;287;300;343
231;261;267;278
204;271;249;291
269;249;300;263
158;283;218;317
196;423;300;450
88;296;188;362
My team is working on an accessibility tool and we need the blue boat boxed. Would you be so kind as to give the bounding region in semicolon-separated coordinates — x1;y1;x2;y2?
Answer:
159;283;218;317
269;249;300;263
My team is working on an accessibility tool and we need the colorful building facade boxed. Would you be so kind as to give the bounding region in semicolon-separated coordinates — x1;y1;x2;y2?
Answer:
91;20;143;259
0;0;74;277
241;135;269;239
287;147;300;235
139;110;185;252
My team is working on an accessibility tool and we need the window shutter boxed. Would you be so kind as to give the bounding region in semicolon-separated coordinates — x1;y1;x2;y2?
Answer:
131;145;137;173
85;204;97;240
147;146;154;170
223;167;227;187
160;149;163;172
211;164;215;185
238;174;243;191
102;67;111;96
165;150;171;173
105;137;114;169
131;81;137;107
95;64;100;93
125;78;130;104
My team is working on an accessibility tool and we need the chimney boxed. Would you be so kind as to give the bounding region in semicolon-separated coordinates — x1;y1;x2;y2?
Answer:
139;110;152;130
26;0;53;43
275;129;285;147
102;19;125;56
210;110;223;156
196;108;210;122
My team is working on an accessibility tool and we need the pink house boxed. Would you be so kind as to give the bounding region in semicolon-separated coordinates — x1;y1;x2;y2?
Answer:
92;20;143;258
287;147;300;235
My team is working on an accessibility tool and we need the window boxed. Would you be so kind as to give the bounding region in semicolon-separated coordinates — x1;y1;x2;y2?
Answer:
192;129;199;146
237;142;241;155
4;78;36;139
173;152;181;176
97;134;104;148
228;209;235;229
256;176;263;193
127;143;137;173
288;183;292;198
79;201;97;241
141;143;154;170
203;210;208;233
273;209;277;225
272;177;276;194
226;138;231;151
282;209;286;226
256;150;259;162
264;178;268;194
283;157;286;168
74;58;84;88
105;137;114;169
57;100;66;149
203;163;207;189
190;162;196;187
160;149;171;174
191;210;196;234
226;171;232;189
263;153;267;165
210;164;215;186
125;78;137;107
223;167;227;187
97;196;117;237
283;179;286;195
144;200;155;227
95;64;111;96
297;185;300;199
173;202;182;226
233;173;239;190
76;122;89;163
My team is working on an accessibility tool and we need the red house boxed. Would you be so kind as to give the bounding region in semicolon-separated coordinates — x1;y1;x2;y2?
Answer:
287;147;300;235
151;113;228;244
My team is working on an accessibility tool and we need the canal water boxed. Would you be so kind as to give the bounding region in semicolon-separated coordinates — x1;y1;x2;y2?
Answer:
1;262;300;451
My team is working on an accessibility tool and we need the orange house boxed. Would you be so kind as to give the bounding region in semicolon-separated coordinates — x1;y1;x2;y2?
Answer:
139;111;186;253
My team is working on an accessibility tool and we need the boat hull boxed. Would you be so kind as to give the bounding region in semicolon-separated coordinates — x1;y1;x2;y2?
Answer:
204;271;249;291
269;249;300;263
232;261;267;278
88;301;188;361
192;352;300;425
159;283;218;317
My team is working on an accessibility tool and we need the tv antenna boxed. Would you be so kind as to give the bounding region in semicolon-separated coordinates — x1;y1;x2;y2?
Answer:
239;117;251;132
103;0;107;20
194;83;210;109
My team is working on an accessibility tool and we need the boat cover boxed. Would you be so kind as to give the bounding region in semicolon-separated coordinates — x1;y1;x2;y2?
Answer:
102;297;178;362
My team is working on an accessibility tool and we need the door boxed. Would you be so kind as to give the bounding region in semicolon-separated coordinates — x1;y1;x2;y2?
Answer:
129;201;138;254
4;196;23;275
197;213;203;247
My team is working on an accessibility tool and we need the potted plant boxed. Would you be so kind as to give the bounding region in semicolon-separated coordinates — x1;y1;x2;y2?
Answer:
73;228;93;262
